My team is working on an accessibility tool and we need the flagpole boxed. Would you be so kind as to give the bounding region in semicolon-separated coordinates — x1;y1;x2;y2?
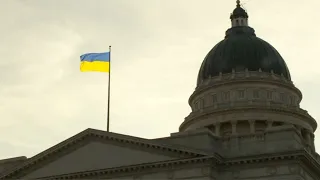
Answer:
107;46;111;132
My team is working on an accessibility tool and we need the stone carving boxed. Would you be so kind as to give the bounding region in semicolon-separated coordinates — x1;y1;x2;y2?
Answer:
266;167;277;175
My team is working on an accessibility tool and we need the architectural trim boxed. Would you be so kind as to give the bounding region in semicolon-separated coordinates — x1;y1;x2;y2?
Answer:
181;106;317;132
0;156;27;164
23;150;320;180
0;129;207;179
193;71;301;103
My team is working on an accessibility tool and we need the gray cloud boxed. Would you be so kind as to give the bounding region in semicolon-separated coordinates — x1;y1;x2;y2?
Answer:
0;0;320;158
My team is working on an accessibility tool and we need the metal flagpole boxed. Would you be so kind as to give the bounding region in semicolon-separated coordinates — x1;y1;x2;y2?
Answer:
107;46;111;132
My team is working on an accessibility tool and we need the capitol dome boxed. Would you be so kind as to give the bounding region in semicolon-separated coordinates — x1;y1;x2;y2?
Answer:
197;1;291;86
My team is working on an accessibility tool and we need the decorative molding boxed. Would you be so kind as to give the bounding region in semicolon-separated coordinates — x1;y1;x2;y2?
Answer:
9;150;319;180
181;105;316;132
28;156;218;180
2;145;320;180
0;129;206;179
196;71;297;92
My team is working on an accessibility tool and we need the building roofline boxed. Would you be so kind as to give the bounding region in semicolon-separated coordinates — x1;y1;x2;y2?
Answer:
0;156;27;164
0;128;207;179
28;150;320;180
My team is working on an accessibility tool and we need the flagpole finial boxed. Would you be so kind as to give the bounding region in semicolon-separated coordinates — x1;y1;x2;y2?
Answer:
236;0;240;7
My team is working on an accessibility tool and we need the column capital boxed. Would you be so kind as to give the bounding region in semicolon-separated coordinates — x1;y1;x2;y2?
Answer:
248;120;255;125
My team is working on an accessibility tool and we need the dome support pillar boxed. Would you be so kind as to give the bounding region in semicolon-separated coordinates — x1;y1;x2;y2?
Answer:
231;121;237;135
249;120;256;133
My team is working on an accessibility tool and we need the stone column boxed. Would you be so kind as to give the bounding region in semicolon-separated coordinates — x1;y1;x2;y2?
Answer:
295;126;302;136
301;129;312;152
311;133;315;152
266;121;273;129
215;123;221;136
249;120;255;133
231;121;237;135
305;131;311;145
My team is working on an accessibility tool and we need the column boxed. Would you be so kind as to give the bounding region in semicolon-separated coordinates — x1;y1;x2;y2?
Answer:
215;123;221;136
249;120;255;133
266;121;273;128
231;121;237;135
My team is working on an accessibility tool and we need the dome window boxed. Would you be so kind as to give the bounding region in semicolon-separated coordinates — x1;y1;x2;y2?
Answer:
223;92;230;101
212;94;218;103
238;90;245;99
290;96;296;105
267;91;272;100
194;101;200;110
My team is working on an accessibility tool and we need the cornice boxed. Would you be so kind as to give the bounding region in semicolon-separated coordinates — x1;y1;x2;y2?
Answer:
191;72;302;105
0;156;27;164
0;129;206;179
35;156;221;180
30;150;320;180
181;105;317;131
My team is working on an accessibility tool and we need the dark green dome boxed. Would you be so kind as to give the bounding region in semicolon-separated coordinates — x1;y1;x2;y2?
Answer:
197;26;291;85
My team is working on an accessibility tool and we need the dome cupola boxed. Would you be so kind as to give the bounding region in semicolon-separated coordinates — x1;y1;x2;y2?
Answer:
230;0;249;27
230;0;248;19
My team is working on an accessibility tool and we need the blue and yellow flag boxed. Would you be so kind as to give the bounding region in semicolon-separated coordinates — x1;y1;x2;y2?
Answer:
80;52;110;72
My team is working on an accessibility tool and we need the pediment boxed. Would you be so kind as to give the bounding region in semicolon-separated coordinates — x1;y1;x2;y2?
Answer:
0;129;205;179
23;141;177;178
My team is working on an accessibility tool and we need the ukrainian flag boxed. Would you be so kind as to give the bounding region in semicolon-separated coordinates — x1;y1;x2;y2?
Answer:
80;52;110;72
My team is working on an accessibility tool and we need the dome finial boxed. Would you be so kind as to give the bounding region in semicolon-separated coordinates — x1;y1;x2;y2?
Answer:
236;0;241;7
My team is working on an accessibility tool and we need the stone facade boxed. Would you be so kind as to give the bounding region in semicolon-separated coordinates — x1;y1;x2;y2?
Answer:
0;125;319;179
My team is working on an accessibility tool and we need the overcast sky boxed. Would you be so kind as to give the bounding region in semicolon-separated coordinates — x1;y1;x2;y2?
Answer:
0;0;319;159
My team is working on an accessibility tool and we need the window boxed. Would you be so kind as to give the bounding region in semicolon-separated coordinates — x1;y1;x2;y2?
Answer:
212;94;217;103
223;92;230;101
194;102;198;110
290;96;296;105
253;90;259;99
236;19;239;25
238;90;245;99
195;101;200;110
267;91;272;100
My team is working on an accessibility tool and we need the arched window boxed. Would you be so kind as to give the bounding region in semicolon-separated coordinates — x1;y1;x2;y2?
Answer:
236;19;239;26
